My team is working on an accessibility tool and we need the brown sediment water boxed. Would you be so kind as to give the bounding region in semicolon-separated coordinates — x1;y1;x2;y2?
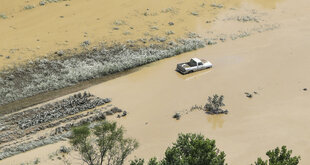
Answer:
1;0;310;164
85;0;310;164
0;0;279;112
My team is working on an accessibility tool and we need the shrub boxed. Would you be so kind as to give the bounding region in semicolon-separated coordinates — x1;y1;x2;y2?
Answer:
253;146;301;165
130;158;145;165
204;94;228;114
33;158;40;164
131;158;159;165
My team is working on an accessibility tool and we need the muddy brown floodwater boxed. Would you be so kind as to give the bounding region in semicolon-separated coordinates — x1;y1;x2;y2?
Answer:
88;0;310;164
1;0;310;164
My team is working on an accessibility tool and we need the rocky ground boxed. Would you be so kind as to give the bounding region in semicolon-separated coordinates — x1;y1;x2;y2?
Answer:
0;92;126;160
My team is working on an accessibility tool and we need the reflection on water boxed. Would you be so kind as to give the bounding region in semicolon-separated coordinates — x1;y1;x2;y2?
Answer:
251;0;284;8
207;114;225;129
176;69;213;81
223;0;283;9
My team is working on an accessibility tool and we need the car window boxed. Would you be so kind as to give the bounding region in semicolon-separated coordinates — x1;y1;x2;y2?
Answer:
198;62;203;65
189;59;197;66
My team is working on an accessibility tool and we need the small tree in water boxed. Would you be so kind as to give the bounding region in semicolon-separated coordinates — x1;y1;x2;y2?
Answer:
70;121;138;165
204;94;228;114
253;146;301;165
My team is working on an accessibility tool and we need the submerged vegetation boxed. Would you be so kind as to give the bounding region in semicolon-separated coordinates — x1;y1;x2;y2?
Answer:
0;16;279;107
204;94;228;114
173;94;228;120
0;14;8;19
24;5;35;10
0;38;205;106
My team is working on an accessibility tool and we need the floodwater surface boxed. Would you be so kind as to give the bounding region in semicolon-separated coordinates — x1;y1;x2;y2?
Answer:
86;0;309;164
1;0;310;164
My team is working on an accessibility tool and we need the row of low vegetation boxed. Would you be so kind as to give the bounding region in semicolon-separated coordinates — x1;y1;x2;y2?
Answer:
70;121;301;165
0;38;207;106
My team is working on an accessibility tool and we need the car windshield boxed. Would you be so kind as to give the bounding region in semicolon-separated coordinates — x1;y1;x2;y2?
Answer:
188;59;197;66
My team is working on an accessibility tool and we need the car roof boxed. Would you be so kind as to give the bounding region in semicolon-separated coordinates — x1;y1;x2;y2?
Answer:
191;58;202;63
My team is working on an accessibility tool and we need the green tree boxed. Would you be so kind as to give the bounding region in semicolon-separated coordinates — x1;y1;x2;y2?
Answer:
148;158;160;165
130;158;159;165
131;133;226;165
107;138;139;165
253;146;301;165
130;158;145;165
70;125;97;165
94;121;124;165
161;133;226;165
70;121;139;165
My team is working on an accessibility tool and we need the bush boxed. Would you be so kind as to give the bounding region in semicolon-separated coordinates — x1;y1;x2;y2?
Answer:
33;158;40;164
131;158;159;165
253;146;301;165
204;94;228;114
130;158;145;165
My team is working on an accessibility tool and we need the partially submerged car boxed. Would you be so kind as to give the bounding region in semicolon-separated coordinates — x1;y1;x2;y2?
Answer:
176;58;212;74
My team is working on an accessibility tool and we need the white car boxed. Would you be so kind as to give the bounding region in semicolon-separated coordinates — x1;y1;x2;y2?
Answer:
176;58;212;74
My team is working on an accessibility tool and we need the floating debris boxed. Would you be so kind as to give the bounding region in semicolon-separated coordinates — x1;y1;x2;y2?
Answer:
173;113;181;120
245;92;253;98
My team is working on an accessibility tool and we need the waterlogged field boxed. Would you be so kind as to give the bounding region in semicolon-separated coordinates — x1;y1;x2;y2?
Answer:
0;0;281;69
1;0;310;164
0;0;281;109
